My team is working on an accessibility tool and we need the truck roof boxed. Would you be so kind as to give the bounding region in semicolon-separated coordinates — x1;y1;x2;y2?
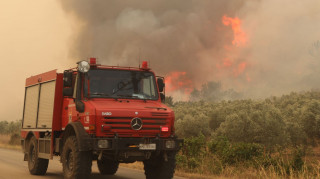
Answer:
25;62;155;87
25;70;57;87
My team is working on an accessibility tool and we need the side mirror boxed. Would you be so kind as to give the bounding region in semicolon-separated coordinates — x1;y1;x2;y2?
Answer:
157;78;165;92
75;100;85;113
160;93;165;103
63;71;73;87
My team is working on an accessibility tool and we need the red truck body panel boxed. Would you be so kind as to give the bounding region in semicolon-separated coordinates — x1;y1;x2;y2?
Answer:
22;70;64;131
25;70;57;87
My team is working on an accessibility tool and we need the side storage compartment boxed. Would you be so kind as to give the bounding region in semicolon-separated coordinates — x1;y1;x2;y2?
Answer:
22;85;40;128
22;70;58;130
21;70;63;160
37;81;56;129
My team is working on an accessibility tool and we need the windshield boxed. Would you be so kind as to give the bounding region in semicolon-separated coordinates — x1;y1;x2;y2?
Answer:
86;69;158;100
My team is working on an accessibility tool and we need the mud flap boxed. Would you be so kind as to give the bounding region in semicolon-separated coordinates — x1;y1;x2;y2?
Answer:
65;122;93;151
24;152;28;161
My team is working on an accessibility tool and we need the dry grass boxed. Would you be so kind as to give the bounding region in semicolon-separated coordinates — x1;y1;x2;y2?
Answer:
0;134;21;151
120;162;220;179
2;133;320;178
120;162;259;179
0;134;10;144
120;160;320;179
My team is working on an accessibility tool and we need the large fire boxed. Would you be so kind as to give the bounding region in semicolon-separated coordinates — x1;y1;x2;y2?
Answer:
222;15;247;47
219;15;250;82
165;15;250;99
233;62;247;77
165;71;193;95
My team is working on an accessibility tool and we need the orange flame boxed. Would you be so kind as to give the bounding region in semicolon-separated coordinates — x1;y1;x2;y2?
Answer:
216;15;251;82
216;58;233;69
165;71;193;95
222;15;247;47
233;62;247;77
223;58;233;67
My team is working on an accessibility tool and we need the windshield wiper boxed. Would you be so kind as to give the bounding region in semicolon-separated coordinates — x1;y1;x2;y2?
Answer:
114;94;148;102
90;92;110;97
112;81;133;95
114;94;138;98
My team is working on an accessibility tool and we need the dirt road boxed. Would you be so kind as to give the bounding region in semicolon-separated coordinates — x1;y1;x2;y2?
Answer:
0;148;185;179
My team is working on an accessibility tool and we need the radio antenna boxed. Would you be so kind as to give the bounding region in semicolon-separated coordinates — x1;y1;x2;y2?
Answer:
138;47;141;68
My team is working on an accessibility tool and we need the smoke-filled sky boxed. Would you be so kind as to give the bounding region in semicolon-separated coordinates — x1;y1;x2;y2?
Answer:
0;0;73;121
1;0;320;121
59;0;320;98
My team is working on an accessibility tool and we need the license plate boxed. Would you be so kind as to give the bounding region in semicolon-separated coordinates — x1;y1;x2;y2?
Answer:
139;143;156;150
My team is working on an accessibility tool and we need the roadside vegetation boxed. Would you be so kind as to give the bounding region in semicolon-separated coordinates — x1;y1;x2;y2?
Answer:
0;120;21;148
170;89;320;178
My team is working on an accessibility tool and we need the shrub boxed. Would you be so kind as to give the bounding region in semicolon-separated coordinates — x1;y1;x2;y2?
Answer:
180;134;206;157
213;102;288;149
209;137;264;165
175;114;210;138
291;146;305;171
176;134;206;170
9;133;21;145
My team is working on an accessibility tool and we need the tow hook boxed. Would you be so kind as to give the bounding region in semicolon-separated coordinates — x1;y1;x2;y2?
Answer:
146;152;151;159
98;151;103;160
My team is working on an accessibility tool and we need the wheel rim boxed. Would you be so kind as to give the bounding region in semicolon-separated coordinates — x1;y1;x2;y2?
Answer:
66;149;74;172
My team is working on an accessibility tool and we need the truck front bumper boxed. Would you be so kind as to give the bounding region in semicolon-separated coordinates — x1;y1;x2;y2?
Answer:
92;137;183;152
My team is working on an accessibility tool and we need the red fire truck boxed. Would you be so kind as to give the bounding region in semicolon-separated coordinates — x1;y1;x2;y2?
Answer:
20;58;182;179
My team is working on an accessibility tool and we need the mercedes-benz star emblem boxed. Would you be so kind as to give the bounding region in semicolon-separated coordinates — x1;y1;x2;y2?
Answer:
131;117;143;130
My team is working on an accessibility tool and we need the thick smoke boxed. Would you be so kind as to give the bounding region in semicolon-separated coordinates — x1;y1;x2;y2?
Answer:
239;0;320;97
59;0;320;99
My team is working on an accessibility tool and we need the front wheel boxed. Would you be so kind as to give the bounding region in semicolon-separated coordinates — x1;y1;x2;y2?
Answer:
97;154;119;175
143;152;176;179
28;136;49;175
62;136;92;179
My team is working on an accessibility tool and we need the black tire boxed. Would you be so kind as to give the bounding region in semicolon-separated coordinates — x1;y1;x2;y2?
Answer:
62;136;92;179
28;136;49;175
143;152;176;179
97;154;119;175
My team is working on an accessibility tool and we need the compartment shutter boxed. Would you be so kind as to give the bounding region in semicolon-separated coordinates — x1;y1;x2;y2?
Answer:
23;85;40;128
37;81;56;128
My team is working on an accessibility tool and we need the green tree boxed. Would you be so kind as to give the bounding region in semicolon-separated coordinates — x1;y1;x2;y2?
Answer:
0;121;9;134
175;114;210;138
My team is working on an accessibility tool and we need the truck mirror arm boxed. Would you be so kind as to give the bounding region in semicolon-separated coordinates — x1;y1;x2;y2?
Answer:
160;93;165;103
75;72;85;113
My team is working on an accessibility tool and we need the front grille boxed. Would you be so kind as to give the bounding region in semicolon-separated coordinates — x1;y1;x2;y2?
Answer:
103;117;167;131
151;112;169;117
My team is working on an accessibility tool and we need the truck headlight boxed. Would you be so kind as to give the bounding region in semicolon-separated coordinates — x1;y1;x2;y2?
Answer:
78;61;90;73
165;140;175;149
97;140;110;148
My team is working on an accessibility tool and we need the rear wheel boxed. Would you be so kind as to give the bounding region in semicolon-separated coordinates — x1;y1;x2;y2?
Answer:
28;136;49;175
143;152;176;179
62;136;92;179
97;154;119;175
